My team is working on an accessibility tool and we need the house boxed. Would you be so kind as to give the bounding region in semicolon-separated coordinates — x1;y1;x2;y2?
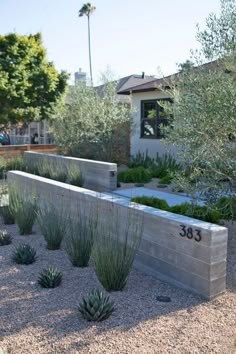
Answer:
117;74;174;159
117;61;219;159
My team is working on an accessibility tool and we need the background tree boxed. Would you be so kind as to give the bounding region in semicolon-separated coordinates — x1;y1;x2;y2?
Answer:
0;33;68;127
79;3;96;86
163;0;236;208
51;80;131;164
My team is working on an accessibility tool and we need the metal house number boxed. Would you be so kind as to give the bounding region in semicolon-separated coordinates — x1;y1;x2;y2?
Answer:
179;225;202;242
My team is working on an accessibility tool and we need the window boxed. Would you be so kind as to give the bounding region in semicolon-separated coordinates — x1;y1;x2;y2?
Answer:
140;99;171;139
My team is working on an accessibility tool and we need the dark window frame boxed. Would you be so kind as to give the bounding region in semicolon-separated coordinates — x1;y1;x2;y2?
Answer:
140;98;172;139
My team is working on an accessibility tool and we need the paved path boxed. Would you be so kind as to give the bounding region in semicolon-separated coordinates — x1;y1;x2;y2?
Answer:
112;187;204;206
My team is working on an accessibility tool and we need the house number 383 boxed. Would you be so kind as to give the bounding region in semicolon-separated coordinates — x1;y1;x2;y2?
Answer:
179;225;202;242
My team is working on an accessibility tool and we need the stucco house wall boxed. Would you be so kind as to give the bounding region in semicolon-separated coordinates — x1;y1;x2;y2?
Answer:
131;91;176;159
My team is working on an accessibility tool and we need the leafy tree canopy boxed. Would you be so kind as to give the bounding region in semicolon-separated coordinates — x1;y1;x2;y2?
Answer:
52;80;131;163
0;33;68;126
163;0;236;205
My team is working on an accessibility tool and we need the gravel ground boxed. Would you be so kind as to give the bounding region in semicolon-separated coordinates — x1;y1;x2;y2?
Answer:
0;219;236;354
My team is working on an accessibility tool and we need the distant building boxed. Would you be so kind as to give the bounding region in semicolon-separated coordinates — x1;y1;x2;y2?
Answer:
74;68;86;84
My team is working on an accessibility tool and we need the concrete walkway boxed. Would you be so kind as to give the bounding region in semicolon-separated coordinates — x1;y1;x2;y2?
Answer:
112;187;204;206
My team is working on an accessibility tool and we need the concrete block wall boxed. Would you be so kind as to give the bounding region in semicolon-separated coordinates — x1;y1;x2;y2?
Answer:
24;151;117;192
8;171;228;299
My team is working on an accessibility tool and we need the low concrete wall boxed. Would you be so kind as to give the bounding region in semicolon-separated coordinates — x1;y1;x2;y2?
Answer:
8;171;228;299
24;151;117;192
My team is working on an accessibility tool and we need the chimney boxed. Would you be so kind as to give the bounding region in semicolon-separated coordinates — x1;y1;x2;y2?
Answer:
141;72;145;79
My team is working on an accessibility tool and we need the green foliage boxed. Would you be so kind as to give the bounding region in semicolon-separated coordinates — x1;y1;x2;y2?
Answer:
38;266;62;288
132;196;169;210
131;196;222;224
0;206;15;224
0;33;68;126
155;152;180;172
67;164;84;187
51;81;131;163
65;205;96;267
37;205;67;250
0;229;12;246
118;167;152;183
0;157;26;179
163;0;236;209
93;206;143;291
159;174;173;185
12;243;37;264
78;289;114;322
128;150;155;169
9;187;37;235
214;196;236;220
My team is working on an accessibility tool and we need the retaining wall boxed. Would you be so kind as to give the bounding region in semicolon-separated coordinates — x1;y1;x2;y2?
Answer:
8;171;228;299
24;151;117;192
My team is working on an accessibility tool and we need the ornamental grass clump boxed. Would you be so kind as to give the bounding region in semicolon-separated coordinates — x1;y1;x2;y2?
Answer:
78;289;114;322
65;204;96;267
12;243;37;265
9;187;37;235
93;205;143;291
0;229;12;246
37;204;67;250
0;206;15;224
38;267;63;288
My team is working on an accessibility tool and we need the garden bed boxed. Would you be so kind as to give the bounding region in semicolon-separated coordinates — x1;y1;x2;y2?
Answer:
0;219;236;354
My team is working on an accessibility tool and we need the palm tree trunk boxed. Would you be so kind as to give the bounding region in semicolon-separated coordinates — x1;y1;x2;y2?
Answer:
87;15;93;86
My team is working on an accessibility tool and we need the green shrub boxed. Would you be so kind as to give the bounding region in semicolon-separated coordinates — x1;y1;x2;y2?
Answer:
155;152;180;172
12;243;37;264
0;206;15;224
128;150;155;169
159;174;173;185
78;289;114;322
93;206;143;291
132;196;169;210
131;196;222;224
118;167;152;183
38;267;62;288
214;197;236;220
67;165;83;187
151;166;168;178
65;207;96;267
37;205;67;250
0;229;12;246
9;188;37;235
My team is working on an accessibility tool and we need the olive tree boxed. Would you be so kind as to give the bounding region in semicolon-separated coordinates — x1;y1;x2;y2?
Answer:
52;81;131;163
163;0;236;205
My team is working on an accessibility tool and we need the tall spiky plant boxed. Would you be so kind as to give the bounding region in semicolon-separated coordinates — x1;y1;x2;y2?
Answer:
93;204;143;291
78;3;96;85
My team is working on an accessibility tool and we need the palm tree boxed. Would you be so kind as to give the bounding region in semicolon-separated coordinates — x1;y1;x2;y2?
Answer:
78;3;96;86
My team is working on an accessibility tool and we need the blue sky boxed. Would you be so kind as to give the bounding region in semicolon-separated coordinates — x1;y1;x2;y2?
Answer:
0;0;221;84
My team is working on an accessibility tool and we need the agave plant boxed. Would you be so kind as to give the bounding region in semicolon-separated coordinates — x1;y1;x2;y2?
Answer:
0;229;12;246
38;267;63;288
78;289;114;322
12;243;37;265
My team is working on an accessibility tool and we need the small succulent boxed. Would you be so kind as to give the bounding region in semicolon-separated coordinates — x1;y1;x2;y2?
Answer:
12;243;37;265
38;267;63;288
0;229;12;246
78;289;114;322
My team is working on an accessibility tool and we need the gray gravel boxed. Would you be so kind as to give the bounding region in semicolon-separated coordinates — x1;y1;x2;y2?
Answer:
0;218;236;354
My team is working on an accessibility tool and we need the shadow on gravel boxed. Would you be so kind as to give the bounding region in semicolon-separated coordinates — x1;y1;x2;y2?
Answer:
1;219;236;353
